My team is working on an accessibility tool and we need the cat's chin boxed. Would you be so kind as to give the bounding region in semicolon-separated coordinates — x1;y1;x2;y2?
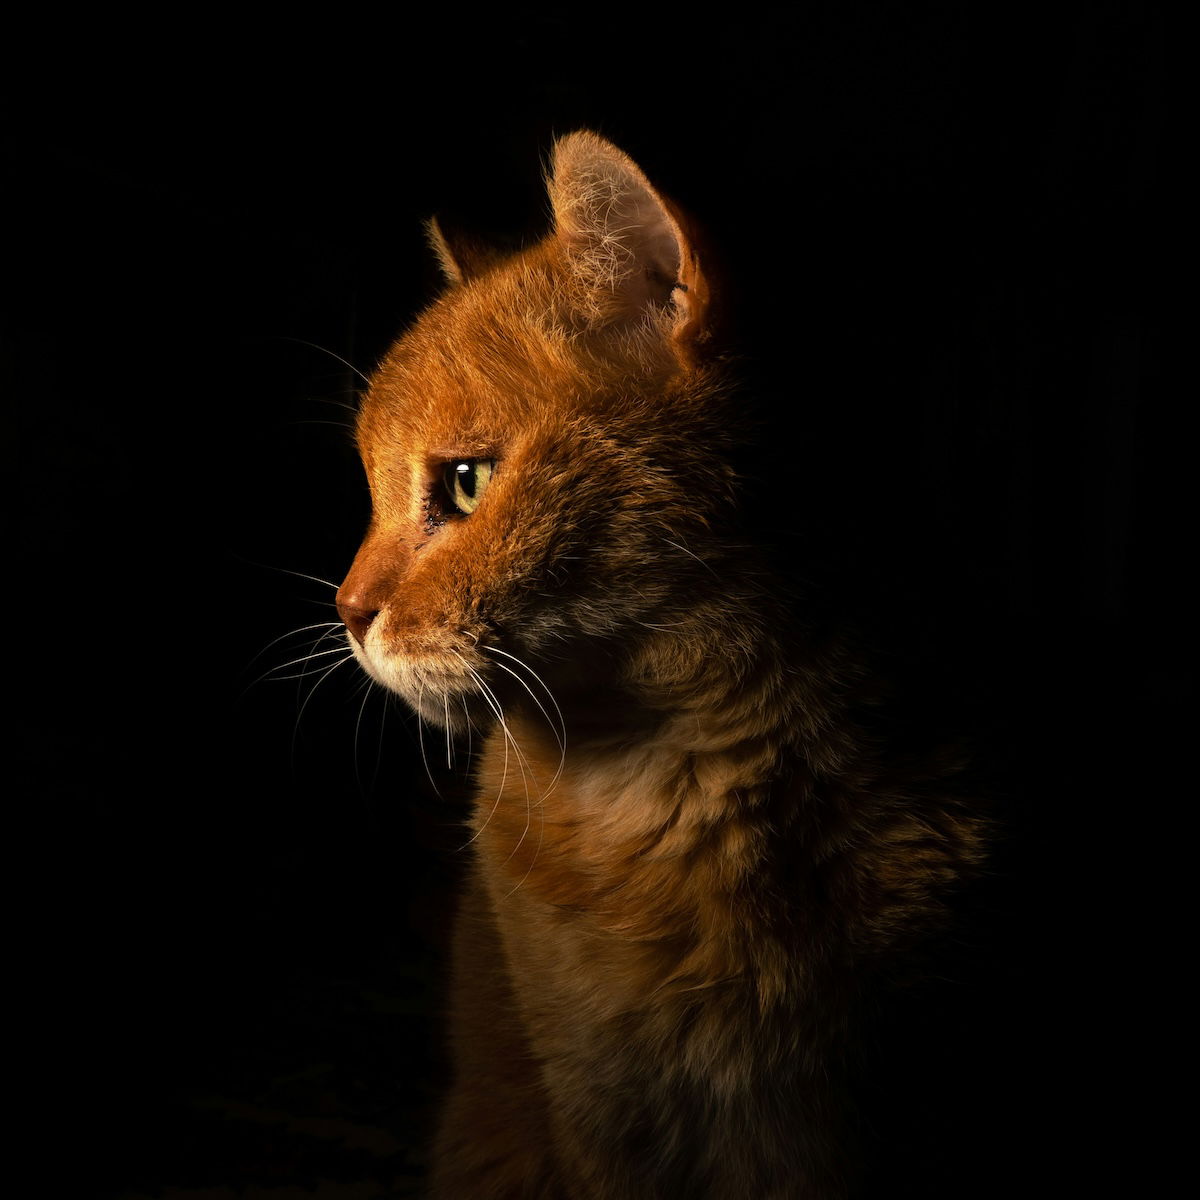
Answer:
349;635;481;732
402;690;474;734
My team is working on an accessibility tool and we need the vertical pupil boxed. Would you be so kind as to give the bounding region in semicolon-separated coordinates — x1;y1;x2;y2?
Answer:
455;462;475;498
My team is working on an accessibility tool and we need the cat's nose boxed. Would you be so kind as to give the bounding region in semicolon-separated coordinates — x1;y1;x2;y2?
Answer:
335;590;378;647
338;536;398;646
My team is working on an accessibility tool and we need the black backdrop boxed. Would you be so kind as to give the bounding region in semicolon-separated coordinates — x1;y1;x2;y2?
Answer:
10;6;1170;1197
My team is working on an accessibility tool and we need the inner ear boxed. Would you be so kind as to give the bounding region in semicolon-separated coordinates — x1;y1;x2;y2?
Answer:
547;132;700;328
595;177;683;305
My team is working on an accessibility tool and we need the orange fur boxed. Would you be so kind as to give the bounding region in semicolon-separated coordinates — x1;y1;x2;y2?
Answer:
336;132;985;1198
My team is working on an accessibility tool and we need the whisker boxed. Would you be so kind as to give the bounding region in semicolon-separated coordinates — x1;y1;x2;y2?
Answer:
468;687;512;844
276;335;373;386
461;695;474;777
247;621;346;671
503;785;546;901
662;536;719;577
479;651;566;796
375;686;390;792
234;558;344;593
270;661;355;682
475;649;564;897
240;625;348;697
353;674;382;802
463;665;545;894
451;654;538;854
416;680;442;798
253;641;352;685
481;647;567;746
275;567;343;592
290;418;358;434
483;659;564;753
291;650;355;764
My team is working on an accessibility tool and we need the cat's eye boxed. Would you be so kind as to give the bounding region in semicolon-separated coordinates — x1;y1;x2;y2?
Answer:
441;458;495;516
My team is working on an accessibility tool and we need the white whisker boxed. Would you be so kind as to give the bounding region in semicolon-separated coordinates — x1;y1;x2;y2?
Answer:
265;564;343;592
270;660;356;682
353;674;383;800
451;653;540;857
416;680;442;798
449;652;551;898
479;648;567;796
291;648;355;763
466;677;513;844
277;335;373;386
248;621;345;669
461;695;474;777
662;536;719;577
250;641;352;687
481;647;567;743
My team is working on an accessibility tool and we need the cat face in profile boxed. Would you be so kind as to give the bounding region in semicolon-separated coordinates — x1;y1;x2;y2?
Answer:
336;133;733;731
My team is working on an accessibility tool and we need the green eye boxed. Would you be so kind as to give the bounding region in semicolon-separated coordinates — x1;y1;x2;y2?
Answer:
442;458;495;515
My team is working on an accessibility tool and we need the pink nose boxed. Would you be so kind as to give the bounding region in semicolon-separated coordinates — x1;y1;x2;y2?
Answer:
335;591;378;647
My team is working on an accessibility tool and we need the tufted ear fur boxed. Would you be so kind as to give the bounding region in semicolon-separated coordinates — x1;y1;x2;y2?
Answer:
546;132;709;346
424;215;505;285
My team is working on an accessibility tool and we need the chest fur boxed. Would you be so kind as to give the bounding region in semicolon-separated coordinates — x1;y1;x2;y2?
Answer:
470;716;803;1021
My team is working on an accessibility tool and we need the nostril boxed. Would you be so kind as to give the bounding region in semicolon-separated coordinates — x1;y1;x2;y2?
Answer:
336;596;379;647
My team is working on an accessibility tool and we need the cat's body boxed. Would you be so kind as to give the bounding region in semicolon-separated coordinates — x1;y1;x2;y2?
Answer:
336;133;985;1198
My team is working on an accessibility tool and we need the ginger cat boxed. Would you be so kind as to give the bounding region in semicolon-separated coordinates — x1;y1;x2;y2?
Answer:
335;132;986;1199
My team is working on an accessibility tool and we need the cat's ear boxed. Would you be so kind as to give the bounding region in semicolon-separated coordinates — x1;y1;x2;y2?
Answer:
424;216;503;286
547;132;709;349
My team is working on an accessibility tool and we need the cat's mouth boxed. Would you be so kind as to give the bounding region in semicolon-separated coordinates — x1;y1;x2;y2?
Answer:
347;621;571;743
347;629;495;732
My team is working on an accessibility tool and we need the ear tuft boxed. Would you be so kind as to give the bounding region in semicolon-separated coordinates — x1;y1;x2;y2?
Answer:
425;216;465;285
424;216;504;286
547;132;707;340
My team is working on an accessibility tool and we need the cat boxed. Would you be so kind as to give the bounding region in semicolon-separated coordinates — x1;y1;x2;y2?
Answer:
335;131;987;1199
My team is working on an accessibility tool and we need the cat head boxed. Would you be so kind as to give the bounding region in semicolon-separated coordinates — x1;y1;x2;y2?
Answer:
336;132;739;729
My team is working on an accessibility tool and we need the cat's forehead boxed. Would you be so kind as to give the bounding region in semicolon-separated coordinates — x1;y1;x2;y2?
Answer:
364;333;561;446
356;245;683;463
362;290;597;441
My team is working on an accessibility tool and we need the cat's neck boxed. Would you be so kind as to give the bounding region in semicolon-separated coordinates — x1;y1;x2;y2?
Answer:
473;596;861;897
468;604;866;1025
618;592;860;771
